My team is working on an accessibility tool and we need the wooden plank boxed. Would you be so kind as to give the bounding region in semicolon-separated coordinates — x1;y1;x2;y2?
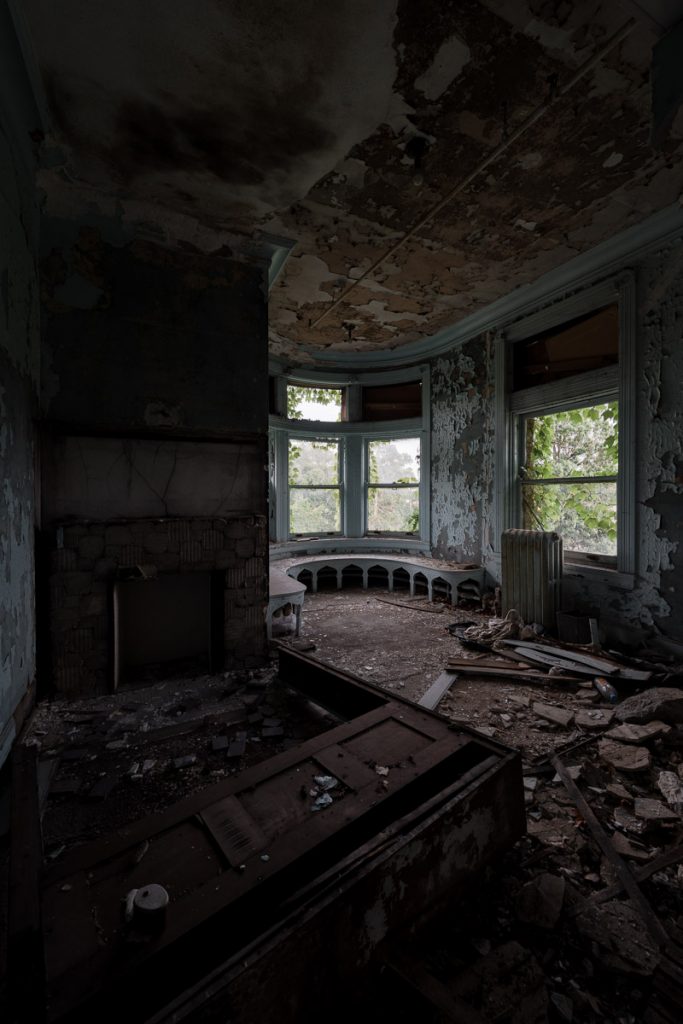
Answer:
445;663;580;686
375;596;445;614
570;843;683;912
8;743;46;1023
508;646;599;676
418;670;458;709
501;639;651;680
552;754;668;948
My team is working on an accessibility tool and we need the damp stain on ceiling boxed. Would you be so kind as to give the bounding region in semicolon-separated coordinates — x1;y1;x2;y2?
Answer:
25;0;683;367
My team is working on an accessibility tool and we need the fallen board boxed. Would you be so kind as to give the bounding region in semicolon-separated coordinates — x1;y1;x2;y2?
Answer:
446;663;580;686
418;670;458;709
499;640;651;681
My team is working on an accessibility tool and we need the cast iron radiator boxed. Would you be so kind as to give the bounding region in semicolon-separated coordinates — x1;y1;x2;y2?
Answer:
501;528;563;630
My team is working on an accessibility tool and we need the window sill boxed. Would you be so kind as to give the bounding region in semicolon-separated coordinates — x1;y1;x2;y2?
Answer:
563;561;635;591
271;537;430;557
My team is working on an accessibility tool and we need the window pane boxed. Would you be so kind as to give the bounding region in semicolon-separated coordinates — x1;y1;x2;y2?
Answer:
522;480;617;556
524;402;618;479
287;386;342;422
288;439;339;486
290;488;340;534
367;487;419;532
368;438;420;484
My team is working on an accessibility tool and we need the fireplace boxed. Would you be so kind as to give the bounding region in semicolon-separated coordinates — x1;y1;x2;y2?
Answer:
48;516;267;696
113;571;221;685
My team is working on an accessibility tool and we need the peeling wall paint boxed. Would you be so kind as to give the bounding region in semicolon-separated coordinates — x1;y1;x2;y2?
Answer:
431;238;683;644
430;337;493;563
0;4;41;765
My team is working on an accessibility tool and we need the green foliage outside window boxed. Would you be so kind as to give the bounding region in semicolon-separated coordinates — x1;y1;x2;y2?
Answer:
287;386;342;421
289;438;340;534
522;401;618;555
367;439;420;534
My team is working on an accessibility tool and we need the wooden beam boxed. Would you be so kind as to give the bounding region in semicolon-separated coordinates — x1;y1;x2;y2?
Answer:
551;754;668;948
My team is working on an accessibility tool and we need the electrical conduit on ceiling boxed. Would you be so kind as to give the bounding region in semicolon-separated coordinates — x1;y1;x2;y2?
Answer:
310;17;638;330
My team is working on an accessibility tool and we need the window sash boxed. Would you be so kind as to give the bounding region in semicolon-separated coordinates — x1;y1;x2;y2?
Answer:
521;475;617;486
289;485;342;536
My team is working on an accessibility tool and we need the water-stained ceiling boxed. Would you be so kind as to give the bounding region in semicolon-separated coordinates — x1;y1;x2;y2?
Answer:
24;0;683;367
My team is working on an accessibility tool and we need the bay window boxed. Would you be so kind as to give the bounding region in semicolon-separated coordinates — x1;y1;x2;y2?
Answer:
269;369;429;548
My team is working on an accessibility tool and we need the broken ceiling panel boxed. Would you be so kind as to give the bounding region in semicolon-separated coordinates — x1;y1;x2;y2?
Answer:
25;0;683;366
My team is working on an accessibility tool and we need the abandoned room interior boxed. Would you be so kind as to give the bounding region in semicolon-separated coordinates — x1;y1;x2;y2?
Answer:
2;1;683;1022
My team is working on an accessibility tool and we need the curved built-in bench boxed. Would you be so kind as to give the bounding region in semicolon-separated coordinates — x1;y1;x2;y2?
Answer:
277;554;484;605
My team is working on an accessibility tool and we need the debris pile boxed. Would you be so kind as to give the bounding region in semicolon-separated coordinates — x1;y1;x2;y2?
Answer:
27;662;336;855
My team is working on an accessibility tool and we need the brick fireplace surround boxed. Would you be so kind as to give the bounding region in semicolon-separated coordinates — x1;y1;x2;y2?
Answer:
48;515;267;696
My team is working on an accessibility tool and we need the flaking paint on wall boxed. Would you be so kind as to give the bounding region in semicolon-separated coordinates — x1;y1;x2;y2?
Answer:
0;14;41;763
431;236;683;644
430;338;493;562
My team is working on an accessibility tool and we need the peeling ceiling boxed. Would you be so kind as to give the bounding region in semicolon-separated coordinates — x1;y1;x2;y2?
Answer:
24;0;683;367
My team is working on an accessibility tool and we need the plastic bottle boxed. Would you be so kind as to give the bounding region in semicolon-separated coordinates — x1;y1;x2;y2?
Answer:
593;676;618;703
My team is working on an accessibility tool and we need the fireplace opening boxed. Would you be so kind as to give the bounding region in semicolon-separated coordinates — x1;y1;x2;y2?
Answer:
113;571;220;685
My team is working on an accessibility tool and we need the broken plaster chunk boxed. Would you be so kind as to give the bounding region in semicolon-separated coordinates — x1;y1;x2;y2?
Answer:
550;992;574;1023
610;832;654;862
614;806;647;836
173;755;197;770
598;738;651;773
532;702;574;728
633;797;680;823
605;721;671;744
552;765;581;784
375;765;390;777
574;708;614;731
311;792;333;812
105;738;128;751
615;687;683;726
575;900;659;976
227;734;247;758
656;770;683;813
515;872;566;929
606;782;632;801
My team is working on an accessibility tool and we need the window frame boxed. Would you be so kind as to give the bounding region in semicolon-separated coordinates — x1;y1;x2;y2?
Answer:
269;366;431;551
493;273;636;581
364;435;421;536
513;389;619;567
287;434;343;537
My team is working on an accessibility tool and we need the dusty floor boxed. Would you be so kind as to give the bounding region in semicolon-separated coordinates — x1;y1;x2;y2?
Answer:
22;587;683;1022
288;588;598;759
